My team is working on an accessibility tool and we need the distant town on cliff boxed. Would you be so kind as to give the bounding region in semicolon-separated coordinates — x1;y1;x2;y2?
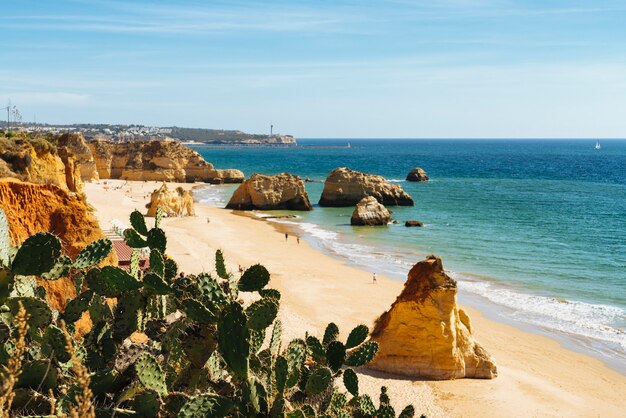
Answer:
7;122;297;146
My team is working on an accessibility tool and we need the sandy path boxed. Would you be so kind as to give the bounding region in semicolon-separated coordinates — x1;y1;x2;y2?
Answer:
85;180;626;418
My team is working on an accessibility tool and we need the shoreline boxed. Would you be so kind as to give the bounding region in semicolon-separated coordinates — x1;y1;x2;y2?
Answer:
85;179;626;417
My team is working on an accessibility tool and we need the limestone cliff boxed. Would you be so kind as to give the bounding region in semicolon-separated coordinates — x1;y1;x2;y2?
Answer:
350;196;392;226
146;182;195;217
57;132;99;181
369;256;497;380
88;140;243;183
319;167;414;207
0;137;83;193
0;179;116;314
226;173;312;210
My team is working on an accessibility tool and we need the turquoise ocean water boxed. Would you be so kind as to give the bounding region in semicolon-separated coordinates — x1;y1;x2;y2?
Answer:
191;139;626;371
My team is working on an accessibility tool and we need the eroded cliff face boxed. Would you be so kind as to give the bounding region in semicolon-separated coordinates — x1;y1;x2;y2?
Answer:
319;167;414;207
369;256;497;380
0;179;116;314
226;173;312;210
145;182;195;217
0;137;83;193
57;133;99;181
88;140;243;183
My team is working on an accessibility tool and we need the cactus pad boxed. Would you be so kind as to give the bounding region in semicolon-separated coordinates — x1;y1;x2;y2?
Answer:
113;291;146;342
181;298;216;324
398;405;416;418
143;273;172;295
87;266;143;297
238;264;270;292
45;325;71;363
130;210;149;236
326;340;346;372
377;405;396;418
305;367;332;396
246;297;279;330
275;355;288;394
345;341;378;367
270;320;282;357
323;322;339;347
147;228;167;253
343;368;359;396
149;249;165;277
40;255;71;281
259;288;281;301
131;389;161;418
61;290;93;323
7;296;52;327
306;335;325;358
73;239;113;269
124;228;148;248
286;339;306;388
215;249;229;280
135;353;167;396
16;359;58;390
164;257;178;282
11;232;61;277
217;302;250;379
345;324;369;349
178;394;234;418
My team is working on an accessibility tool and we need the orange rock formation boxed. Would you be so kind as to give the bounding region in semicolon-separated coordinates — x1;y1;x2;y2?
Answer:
0;179;116;315
369;256;497;380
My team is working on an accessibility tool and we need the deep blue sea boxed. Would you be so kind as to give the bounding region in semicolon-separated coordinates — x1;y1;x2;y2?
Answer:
192;139;626;370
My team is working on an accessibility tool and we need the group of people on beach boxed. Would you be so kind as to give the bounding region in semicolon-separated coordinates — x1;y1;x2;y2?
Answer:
284;232;300;245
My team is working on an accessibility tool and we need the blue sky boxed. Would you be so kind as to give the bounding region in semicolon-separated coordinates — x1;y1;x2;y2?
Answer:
2;0;626;138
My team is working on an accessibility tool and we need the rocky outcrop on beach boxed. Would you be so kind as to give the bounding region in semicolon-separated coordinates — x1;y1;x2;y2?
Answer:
57;133;99;181
369;256;497;380
146;182;195;217
319;167;414;207
206;168;245;184
88;140;243;183
405;220;424;227
351;196;392;226
406;167;429;182
0;179;116;315
226;173;312;211
0;137;83;193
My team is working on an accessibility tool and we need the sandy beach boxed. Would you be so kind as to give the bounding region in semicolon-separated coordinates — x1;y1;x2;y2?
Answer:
85;180;626;418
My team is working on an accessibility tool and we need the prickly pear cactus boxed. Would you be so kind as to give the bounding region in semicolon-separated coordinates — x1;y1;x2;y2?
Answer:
61;290;93;323
345;341;379;367
346;324;369;349
398;405;416;418
246;297;279;330
87;266;143;297
155;206;163;229
6;296;52;328
11;232;61;276
326;341;346;373
135;353;167;396
147;228;166;253
323;322;339;347
217;302;250;379
72;239;112;269
130;209;149;236
178;393;234;418
238;264;270;292
149;249;165;277
343;368;359;397
305;367;332;396
130;249;140;279
215;249;229;280
124;228;148;248
40;255;71;281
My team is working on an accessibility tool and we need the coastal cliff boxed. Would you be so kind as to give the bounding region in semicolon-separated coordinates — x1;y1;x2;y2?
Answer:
319;167;414;207
88;139;244;183
0;136;83;193
369;256;497;380
0;179;116;314
146;182;195;217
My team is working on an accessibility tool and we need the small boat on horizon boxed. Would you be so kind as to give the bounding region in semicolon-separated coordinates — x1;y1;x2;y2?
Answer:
595;140;601;150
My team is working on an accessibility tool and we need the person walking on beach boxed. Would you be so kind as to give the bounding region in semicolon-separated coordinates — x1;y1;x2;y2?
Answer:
297;237;300;245
285;232;288;241
372;273;377;284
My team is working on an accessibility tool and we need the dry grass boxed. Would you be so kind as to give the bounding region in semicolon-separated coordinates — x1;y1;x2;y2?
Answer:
0;302;29;418
60;321;95;418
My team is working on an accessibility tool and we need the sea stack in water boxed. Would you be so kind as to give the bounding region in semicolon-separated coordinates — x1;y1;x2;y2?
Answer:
146;182;195;217
351;196;392;226
226;173;312;211
319;167;414;207
369;256;497;380
406;167;429;182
